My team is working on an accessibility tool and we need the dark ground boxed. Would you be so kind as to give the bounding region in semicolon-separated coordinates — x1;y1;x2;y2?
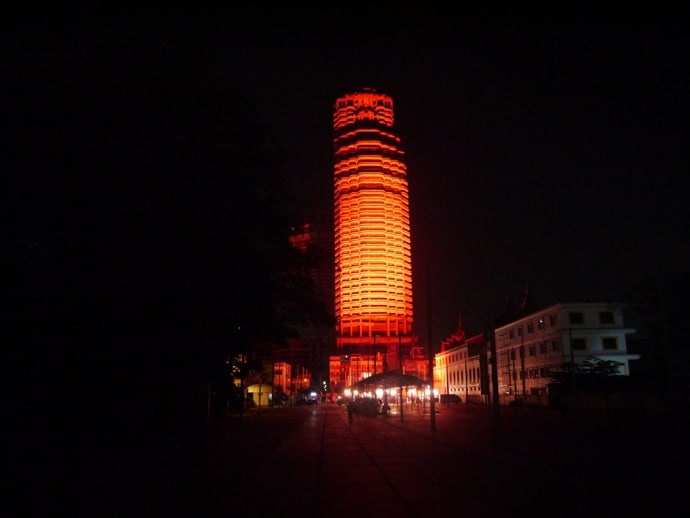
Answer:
16;400;689;517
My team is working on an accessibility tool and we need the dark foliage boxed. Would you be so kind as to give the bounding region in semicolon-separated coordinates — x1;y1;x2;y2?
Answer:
7;32;331;438
623;271;690;388
550;357;625;385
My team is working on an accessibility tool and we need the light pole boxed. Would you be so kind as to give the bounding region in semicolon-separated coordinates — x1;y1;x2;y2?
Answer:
373;334;377;376
445;357;450;396
512;348;518;398
427;261;436;431
398;334;404;422
520;326;526;404
258;375;262;413
568;327;576;394
489;327;500;446
464;346;469;407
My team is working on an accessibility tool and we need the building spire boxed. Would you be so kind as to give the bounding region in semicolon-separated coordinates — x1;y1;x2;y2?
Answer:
520;284;529;309
452;311;466;342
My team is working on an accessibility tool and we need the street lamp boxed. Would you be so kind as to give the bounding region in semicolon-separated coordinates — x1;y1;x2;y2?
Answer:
519;326;526;403
426;261;436;431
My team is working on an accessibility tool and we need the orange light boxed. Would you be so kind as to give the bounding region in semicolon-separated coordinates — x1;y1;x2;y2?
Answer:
333;88;413;341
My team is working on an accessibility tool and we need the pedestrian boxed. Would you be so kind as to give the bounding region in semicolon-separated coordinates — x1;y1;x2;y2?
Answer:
347;401;354;423
382;402;390;417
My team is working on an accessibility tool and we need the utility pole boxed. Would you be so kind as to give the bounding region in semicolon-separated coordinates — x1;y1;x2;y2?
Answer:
373;334;377;376
569;327;576;394
464;348;469;408
489;327;500;446
258;375;262;414
512;349;518;398
271;345;275;412
520;326;526;405
427;261;436;432
398;334;404;422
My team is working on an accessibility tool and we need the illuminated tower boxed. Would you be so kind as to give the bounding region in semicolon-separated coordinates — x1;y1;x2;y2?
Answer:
333;88;421;380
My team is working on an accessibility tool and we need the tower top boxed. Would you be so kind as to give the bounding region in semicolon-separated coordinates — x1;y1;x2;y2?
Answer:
333;89;395;130
333;87;411;341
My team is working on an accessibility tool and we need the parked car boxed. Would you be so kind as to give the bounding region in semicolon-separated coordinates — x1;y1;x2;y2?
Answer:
440;394;461;404
353;397;381;417
336;396;351;406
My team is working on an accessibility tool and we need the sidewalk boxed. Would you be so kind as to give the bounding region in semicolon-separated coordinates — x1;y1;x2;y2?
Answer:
46;401;689;517
156;402;688;517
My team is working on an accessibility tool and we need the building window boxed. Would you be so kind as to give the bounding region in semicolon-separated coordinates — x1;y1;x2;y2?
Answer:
549;314;557;326
572;338;586;350
569;312;584;325
509;329;514;339
528;345;536;356
602;337;618;350
551;340;559;352
539;342;547;354
538;318;545;330
517;327;523;337
599;311;615;325
527;323;534;334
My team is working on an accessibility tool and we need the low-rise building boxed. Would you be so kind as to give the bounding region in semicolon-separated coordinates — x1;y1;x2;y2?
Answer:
435;302;640;407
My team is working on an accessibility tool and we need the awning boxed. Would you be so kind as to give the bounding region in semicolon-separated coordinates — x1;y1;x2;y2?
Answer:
349;370;428;391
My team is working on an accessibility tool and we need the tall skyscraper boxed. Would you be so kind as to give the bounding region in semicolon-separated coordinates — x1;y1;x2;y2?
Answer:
331;88;425;389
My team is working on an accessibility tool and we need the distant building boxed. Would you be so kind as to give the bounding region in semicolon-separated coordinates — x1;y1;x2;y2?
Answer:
435;302;639;407
281;215;335;390
246;382;272;407
272;361;292;396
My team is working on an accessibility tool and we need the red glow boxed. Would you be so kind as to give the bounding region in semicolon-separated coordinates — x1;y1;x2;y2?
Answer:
333;89;413;341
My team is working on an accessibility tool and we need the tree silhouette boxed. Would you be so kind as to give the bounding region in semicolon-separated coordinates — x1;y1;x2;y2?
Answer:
8;36;330;437
225;354;263;420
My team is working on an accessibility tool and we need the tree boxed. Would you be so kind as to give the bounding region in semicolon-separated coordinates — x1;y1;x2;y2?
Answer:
225;354;263;420
624;271;690;389
8;33;331;436
548;356;629;408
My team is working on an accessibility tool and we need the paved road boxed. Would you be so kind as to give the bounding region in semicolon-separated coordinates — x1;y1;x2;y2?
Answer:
29;402;688;516
156;403;687;517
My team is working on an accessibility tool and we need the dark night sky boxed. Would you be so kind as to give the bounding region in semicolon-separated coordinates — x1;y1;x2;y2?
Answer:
10;21;690;346
10;22;690;505
211;25;689;343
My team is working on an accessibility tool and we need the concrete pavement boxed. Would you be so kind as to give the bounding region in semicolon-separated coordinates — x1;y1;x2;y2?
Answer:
155;402;688;517
33;401;688;517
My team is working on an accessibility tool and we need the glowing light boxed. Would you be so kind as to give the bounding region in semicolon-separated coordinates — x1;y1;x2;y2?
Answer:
333;89;413;340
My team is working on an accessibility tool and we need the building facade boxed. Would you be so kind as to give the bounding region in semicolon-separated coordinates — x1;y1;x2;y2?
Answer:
434;302;639;407
330;88;424;393
285;216;335;389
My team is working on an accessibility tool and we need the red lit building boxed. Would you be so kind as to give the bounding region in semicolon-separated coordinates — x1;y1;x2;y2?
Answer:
330;88;427;393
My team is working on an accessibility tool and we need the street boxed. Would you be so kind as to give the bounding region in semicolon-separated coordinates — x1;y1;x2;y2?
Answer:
145;402;689;517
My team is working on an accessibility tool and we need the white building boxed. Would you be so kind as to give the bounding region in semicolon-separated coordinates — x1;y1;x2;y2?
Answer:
434;302;640;407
